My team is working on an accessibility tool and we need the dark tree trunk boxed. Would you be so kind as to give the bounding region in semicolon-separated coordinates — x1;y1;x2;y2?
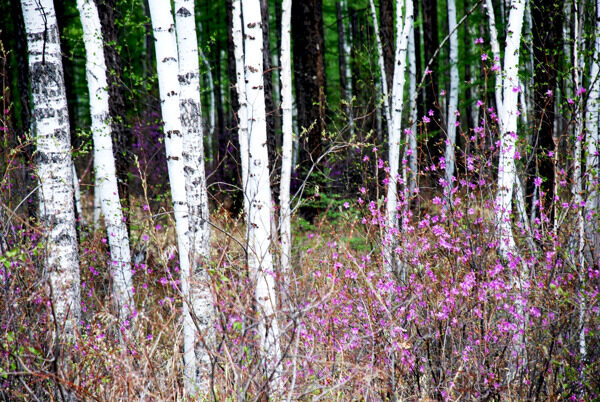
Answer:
226;0;239;122
53;1;79;150
413;0;423;122
292;0;327;162
529;0;562;214
261;0;279;203
224;0;243;212
1;0;36;219
380;0;394;94
336;2;347;106
421;0;441;164
97;0;132;232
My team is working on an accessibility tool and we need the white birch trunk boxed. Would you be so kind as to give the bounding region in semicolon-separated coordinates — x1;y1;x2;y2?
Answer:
148;0;197;394
175;0;215;393
369;0;392;135
241;0;282;391
585;0;600;259
279;0;293;280
445;0;459;186
384;0;413;275
573;0;587;366
496;0;525;258
341;0;354;134
232;0;250;216
485;0;504;121
78;0;134;320
21;0;81;339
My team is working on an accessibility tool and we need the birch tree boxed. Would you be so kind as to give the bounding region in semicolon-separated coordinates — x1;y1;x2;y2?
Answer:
444;0;459;185
175;0;215;393
21;0;81;339
77;0;133;320
369;0;392;136
370;0;413;274
280;0;293;279
572;0;587;367
148;0;199;394
494;0;526;258
585;0;600;260
240;0;282;390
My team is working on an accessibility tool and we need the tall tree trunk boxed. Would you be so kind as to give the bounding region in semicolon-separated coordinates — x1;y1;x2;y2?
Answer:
21;0;81;345
240;0;282;392
485;0;503;120
175;0;215;394
369;0;392;136
585;0;600;262
261;0;279;202
97;0;131;234
573;0;587;369
336;0;353;134
380;0;394;98
280;0;293;287
529;0;562;217
421;0;440;163
496;0;525;259
77;0;133;320
444;0;459;186
292;0;326;162
384;0;413;275
147;0;196;394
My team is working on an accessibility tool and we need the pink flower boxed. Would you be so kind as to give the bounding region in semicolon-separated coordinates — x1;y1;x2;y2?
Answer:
512;85;522;93
425;68;433;75
422;115;431;123
534;177;543;186
492;64;500;72
428;109;434;116
568;98;574;105
440;89;446;96
577;87;586;96
546;89;553;97
475;37;484;44
343;201;350;209
481;53;488;61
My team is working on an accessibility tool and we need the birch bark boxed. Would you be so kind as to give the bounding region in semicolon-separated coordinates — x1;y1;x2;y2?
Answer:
585;0;600;260
369;0;392;135
485;0;504;121
21;0;81;339
496;0;525;258
384;0;413;275
444;0;459;185
280;0;293;280
148;0;197;394
573;0;587;367
241;0;282;390
77;0;134;320
175;0;215;393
